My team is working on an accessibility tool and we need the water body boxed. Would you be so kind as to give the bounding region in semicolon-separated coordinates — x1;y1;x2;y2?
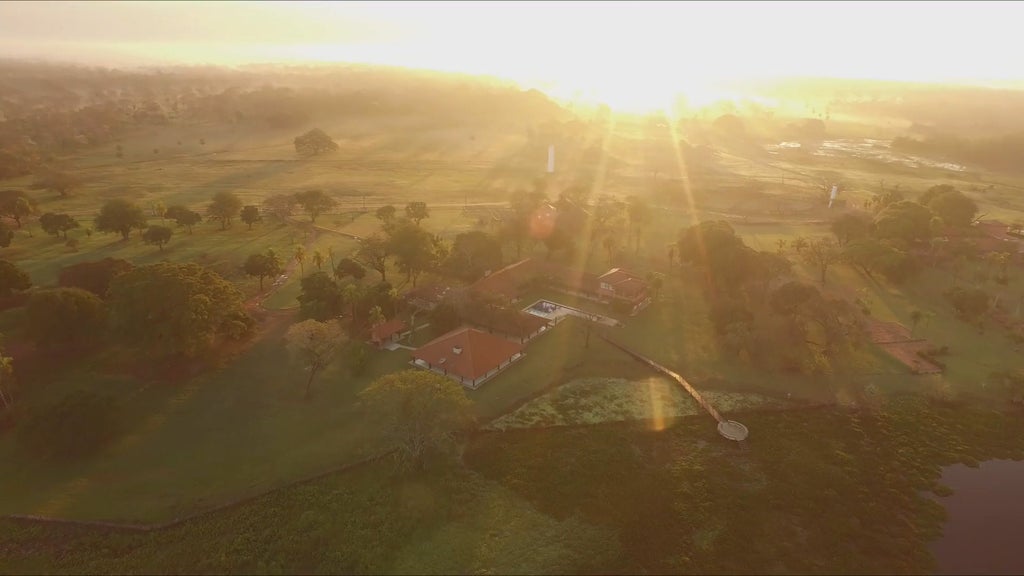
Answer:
931;459;1024;575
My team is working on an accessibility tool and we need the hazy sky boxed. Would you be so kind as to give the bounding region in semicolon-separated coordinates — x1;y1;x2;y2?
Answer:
2;1;1023;108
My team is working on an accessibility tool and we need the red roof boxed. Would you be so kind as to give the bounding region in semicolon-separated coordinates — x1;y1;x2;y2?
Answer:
370;318;407;343
412;327;523;382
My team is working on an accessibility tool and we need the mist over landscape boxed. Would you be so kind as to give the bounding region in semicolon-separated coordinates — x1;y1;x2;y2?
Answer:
1;2;1023;575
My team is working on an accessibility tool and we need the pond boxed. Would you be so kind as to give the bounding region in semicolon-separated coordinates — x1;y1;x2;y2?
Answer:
931;459;1024;575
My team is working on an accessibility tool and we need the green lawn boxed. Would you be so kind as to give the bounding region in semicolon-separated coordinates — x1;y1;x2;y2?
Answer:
3;396;1022;574
0;317;414;523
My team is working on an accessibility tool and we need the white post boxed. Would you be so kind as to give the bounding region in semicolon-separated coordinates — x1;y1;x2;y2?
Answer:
547;145;555;173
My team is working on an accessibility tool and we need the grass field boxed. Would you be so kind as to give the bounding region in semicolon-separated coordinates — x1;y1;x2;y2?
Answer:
3;395;1022;574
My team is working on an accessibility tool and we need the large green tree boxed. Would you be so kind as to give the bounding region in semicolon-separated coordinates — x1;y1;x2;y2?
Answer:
57;258;134;298
830;212;872;246
164;205;202;234
874;201;933;244
24;288;105;349
922;186;978;228
142;225;173;251
294;189;337;223
239;205;261;230
243;249;283;290
107;262;248;357
0;260;31;297
95;198;147;241
359;369;474;469
0;189;36;228
293;128;339;156
357;234;390;282
443;230;503;282
39;212;79;240
297;271;344;320
405;201;429;226
207;191;243;230
389;220;444;288
285;319;346;399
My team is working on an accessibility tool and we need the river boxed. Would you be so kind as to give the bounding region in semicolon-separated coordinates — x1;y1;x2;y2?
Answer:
931;459;1024;575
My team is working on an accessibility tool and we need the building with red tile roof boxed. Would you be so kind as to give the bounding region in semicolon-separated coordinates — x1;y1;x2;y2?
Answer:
369;318;408;347
411;327;524;389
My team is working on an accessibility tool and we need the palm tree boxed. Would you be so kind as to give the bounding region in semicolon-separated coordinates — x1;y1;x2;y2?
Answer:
328;246;337;271
312;250;324;272
294;245;306;276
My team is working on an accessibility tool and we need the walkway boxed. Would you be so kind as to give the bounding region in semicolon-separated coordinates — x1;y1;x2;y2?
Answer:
600;335;749;441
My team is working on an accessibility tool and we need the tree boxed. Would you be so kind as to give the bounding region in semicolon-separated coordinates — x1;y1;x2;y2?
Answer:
207;191;243;230
327;246;337;271
924;186;978;228
243;249;283;290
802;237;842;285
357;234;390;282
405;201;429;226
944;286;990;322
142;225;172;251
359;370;474;469
239;205;261;230
0;190;36;228
0;222;13;248
298;271;344;320
0;260;31;297
830;212;872;246
312;249;324;272
501;188;547;259
293;128;339;156
294;244;306;276
24;288;104;349
389;220;443;287
107;262;249;357
95;198;147;241
35;169;81;198
627;195;653;254
58;258;134;298
375;204;397;226
39;212;79;240
285;319;346;400
443;230;503;282
874;201;934;243
164;205;203;234
293;189;337;223
262;193;297;222
335;257;366;281
646;271;665;301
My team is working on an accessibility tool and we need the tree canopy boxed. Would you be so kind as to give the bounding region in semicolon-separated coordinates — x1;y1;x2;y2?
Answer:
58;258;134;298
39;212;79;240
107;262;248;357
359;369;474;469
0;259;31;297
207;191;243;230
24;287;105;349
294;128;339;156
285;319;346;399
444;230;503;282
0;189;36;228
243;249;283;290
405;201;429;225
95;199;147;240
873;201;933;243
142;225;173;251
164;205;203;234
921;185;978;228
240;205;261;230
298;271;344;321
294;189;337;223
